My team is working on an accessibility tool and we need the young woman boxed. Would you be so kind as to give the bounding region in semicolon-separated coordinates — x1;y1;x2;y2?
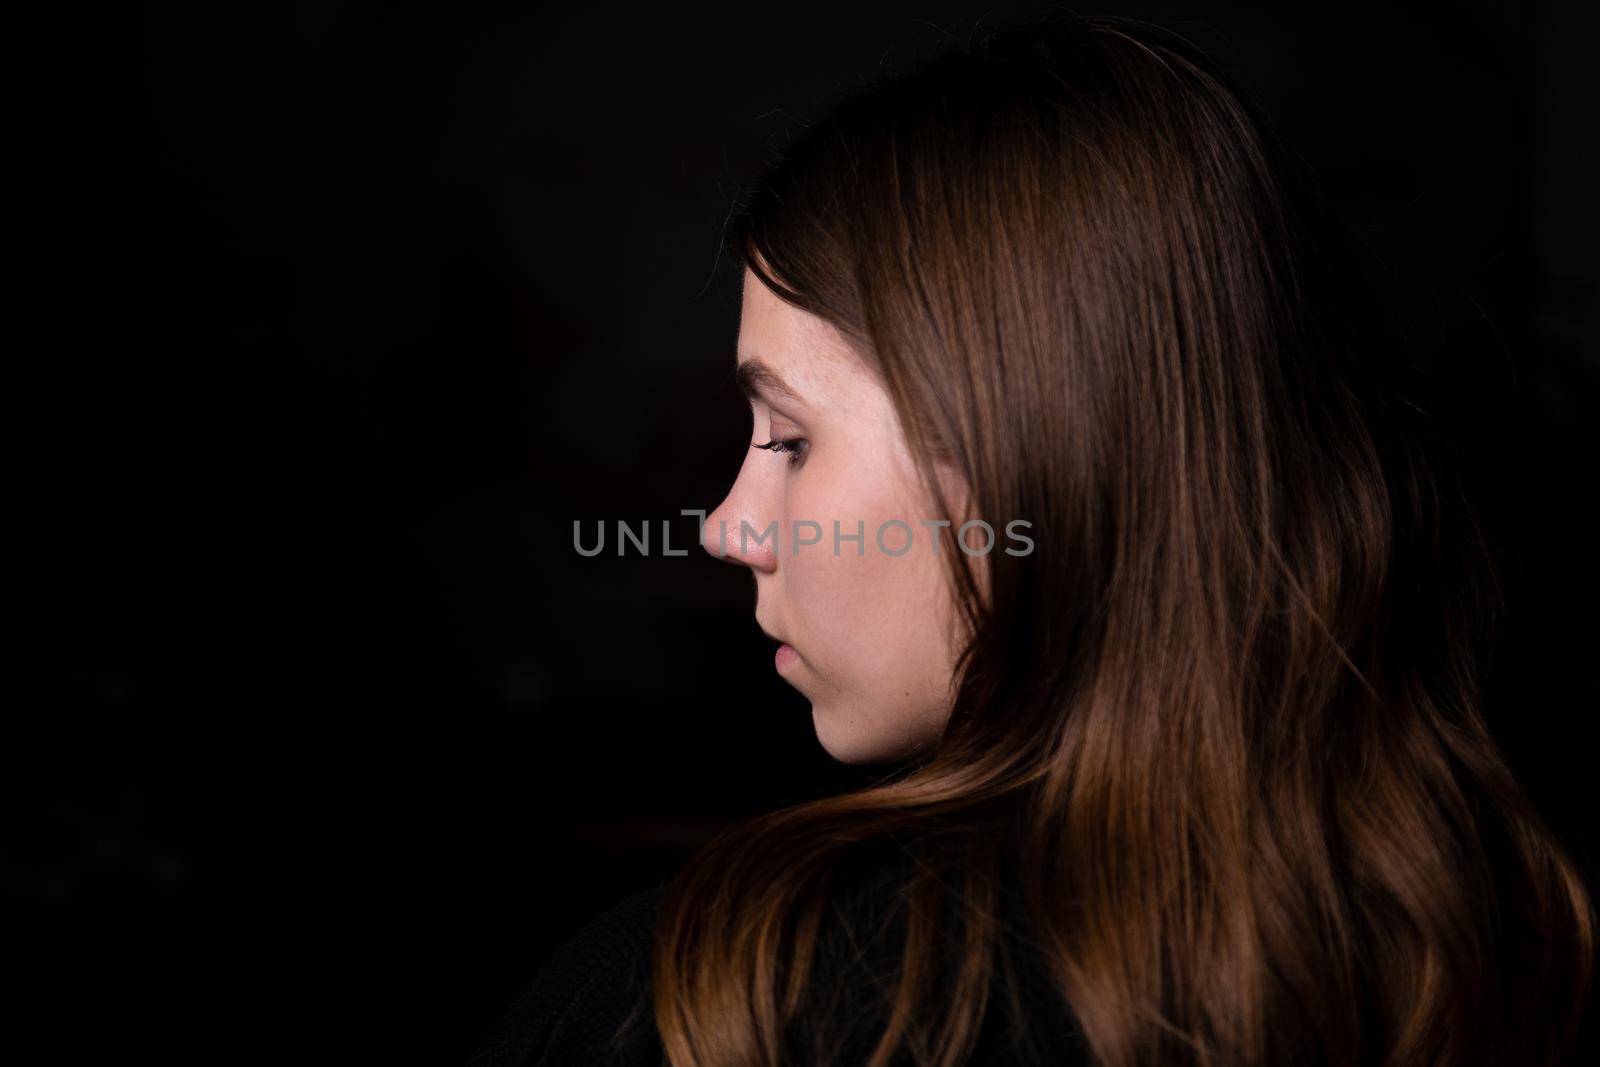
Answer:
471;14;1593;1066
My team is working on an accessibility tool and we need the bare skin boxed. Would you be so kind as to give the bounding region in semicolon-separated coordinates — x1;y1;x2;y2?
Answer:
702;268;967;765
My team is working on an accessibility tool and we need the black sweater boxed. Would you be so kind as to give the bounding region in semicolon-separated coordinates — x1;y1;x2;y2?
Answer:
466;875;1092;1066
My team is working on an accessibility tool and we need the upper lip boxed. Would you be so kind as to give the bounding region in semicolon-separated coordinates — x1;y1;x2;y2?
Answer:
758;622;789;646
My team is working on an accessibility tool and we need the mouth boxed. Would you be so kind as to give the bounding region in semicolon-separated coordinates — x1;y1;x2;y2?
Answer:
759;624;800;674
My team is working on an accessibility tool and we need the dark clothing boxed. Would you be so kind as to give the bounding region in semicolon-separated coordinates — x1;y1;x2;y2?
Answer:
467;871;1092;1066
468;883;668;1067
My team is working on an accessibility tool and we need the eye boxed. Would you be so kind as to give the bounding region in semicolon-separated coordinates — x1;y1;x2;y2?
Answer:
752;437;808;466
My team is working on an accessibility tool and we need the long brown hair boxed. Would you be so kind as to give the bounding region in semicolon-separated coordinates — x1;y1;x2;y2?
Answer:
651;14;1594;1066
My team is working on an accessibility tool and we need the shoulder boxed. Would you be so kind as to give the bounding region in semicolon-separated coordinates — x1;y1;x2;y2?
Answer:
822;839;1093;1066
792;840;1091;1066
466;883;666;1067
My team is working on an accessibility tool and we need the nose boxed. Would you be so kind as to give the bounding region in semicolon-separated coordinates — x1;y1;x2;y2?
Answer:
702;466;778;573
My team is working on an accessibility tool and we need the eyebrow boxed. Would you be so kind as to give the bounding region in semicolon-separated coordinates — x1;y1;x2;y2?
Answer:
734;358;805;409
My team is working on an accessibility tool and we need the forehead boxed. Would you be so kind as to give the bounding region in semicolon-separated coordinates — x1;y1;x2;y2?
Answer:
737;269;861;400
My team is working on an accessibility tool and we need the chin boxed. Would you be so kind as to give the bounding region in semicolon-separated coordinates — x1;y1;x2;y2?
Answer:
811;702;915;766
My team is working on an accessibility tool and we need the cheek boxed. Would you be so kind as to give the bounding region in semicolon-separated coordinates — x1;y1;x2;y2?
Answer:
780;468;955;707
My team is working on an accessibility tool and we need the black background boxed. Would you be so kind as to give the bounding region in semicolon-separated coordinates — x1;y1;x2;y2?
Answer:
12;1;1596;1062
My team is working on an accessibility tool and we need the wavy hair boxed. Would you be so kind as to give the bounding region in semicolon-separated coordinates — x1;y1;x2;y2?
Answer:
650;14;1593;1066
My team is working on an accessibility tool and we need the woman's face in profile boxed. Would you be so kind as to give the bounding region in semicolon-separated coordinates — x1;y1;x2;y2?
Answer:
703;269;965;764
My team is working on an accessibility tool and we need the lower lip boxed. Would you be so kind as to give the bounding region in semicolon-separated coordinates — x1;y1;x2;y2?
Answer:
775;643;799;671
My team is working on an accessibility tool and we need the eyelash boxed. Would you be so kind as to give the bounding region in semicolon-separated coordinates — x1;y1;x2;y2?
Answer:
753;437;808;466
